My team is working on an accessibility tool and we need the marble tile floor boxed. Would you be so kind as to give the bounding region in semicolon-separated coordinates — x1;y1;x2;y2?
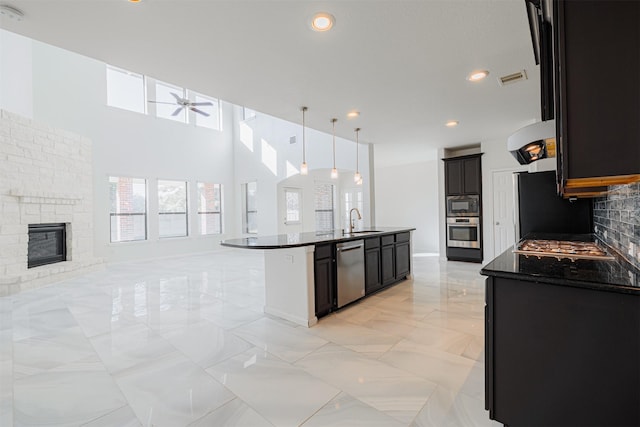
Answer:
0;249;501;427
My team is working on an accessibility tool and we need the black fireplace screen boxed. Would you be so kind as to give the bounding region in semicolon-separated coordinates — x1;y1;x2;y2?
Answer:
28;223;67;268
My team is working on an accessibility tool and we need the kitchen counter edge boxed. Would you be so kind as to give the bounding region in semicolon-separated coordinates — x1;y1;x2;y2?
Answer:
220;228;416;250
481;246;640;295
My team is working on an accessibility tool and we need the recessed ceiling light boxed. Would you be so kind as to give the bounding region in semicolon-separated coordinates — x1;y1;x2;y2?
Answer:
467;70;489;82
311;12;335;32
0;5;24;21
347;111;360;119
446;120;459;127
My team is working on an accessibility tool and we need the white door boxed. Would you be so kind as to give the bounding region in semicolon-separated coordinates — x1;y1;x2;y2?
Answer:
492;170;519;257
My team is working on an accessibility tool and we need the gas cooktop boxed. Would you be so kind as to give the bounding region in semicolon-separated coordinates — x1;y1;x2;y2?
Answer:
514;239;615;261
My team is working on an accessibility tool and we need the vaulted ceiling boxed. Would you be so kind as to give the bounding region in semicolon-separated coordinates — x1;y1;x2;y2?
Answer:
0;0;540;148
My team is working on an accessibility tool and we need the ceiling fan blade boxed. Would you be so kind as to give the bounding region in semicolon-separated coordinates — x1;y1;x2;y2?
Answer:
170;92;182;102
171;107;184;116
147;100;176;105
190;107;210;117
190;102;214;106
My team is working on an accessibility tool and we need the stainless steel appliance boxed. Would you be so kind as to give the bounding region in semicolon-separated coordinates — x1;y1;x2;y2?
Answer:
514;239;614;261
447;217;480;249
336;240;365;308
446;195;480;217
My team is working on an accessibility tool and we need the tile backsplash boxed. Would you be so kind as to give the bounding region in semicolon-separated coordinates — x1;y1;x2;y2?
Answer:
593;182;640;270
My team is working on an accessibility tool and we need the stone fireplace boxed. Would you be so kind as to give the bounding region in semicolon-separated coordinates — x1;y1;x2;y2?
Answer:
0;110;102;296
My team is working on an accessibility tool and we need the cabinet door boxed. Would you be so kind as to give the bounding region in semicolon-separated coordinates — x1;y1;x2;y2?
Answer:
381;245;395;286
463;156;481;194
395;241;410;279
314;257;334;317
445;159;463;195
365;248;382;294
556;0;640;190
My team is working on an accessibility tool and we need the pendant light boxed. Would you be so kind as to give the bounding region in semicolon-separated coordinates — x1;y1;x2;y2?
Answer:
330;118;338;179
300;106;308;175
353;128;362;184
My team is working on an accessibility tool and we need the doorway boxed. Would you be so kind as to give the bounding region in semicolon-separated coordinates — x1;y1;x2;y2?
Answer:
492;169;520;257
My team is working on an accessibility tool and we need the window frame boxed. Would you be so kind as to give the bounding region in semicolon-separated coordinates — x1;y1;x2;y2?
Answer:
157;179;189;239
242;181;258;234
284;187;303;225
106;65;146;114
109;176;148;243
314;182;336;232
197;182;223;235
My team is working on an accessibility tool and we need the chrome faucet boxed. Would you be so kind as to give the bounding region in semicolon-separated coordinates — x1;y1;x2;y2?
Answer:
348;208;362;234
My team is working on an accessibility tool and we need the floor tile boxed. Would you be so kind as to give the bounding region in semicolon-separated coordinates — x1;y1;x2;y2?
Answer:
410;386;498;427
301;392;405;427
231;317;328;363
189;398;274;427
116;352;234;427
207;347;340;427
81;405;142;427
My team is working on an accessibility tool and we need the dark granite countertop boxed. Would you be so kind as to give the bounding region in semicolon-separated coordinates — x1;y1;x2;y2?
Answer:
220;227;415;249
481;233;640;295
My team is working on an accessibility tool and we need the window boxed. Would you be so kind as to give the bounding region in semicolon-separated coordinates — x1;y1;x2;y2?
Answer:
242;182;258;234
343;188;364;230
191;91;221;131
106;66;145;113
155;81;187;123
197;182;223;235
284;188;302;225
109;176;147;242
315;183;335;232
243;107;256;121
158;180;188;238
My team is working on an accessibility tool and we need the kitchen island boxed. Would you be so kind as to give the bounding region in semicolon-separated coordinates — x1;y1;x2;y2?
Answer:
481;239;640;426
222;227;415;327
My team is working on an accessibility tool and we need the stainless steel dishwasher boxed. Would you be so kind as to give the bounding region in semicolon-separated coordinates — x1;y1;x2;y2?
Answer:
336;240;365;308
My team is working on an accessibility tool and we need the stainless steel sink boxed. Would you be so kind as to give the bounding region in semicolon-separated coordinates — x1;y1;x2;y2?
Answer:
342;230;382;236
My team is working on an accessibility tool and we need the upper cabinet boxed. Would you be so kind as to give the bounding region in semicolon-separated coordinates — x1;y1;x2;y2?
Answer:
553;0;640;197
444;154;482;195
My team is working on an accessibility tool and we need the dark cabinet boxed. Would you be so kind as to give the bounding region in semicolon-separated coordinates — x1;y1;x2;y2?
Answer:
395;241;410;279
314;244;334;317
381;236;396;286
444;154;482;196
364;238;382;294
485;276;640;426
554;0;640;196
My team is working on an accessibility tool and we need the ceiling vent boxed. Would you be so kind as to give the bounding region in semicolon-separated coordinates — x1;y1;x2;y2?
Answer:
498;70;528;86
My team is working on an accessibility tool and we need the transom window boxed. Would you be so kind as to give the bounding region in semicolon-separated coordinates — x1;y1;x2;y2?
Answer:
106;66;145;114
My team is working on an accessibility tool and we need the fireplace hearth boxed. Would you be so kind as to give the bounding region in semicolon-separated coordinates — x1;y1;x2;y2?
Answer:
28;223;67;268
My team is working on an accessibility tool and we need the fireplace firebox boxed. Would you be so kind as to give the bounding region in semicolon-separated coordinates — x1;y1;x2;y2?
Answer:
28;223;67;268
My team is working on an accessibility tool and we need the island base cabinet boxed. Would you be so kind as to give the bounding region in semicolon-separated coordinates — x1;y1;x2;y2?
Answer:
314;244;335;318
381;245;395;286
485;276;640;426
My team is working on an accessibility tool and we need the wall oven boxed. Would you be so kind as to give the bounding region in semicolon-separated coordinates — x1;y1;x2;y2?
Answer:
447;217;480;248
446;195;480;217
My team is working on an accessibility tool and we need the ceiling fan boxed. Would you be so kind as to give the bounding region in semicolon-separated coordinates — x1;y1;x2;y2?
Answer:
148;92;213;117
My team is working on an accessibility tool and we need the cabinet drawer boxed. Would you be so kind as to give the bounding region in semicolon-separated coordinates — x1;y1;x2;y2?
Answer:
381;235;395;246
396;232;410;243
364;237;380;249
314;244;333;260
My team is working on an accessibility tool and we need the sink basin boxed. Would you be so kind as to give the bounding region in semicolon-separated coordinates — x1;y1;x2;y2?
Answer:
342;230;382;235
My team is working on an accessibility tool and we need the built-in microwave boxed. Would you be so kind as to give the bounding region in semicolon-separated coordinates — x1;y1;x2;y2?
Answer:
446;195;480;217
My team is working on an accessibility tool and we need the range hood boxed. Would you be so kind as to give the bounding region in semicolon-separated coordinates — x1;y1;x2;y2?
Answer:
507;120;556;165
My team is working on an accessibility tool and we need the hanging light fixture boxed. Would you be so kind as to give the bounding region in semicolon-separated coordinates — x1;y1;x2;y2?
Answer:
331;118;338;179
353;128;362;184
300;106;308;175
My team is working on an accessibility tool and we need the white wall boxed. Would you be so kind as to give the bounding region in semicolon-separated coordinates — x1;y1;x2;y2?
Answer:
1;33;236;263
0;30;33;118
374;160;440;253
233;107;372;237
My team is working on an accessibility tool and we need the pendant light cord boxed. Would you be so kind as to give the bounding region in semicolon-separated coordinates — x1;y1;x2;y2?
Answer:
301;107;307;163
332;118;337;169
355;127;360;173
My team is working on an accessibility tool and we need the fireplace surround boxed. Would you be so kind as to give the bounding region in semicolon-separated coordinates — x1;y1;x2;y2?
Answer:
28;223;67;268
